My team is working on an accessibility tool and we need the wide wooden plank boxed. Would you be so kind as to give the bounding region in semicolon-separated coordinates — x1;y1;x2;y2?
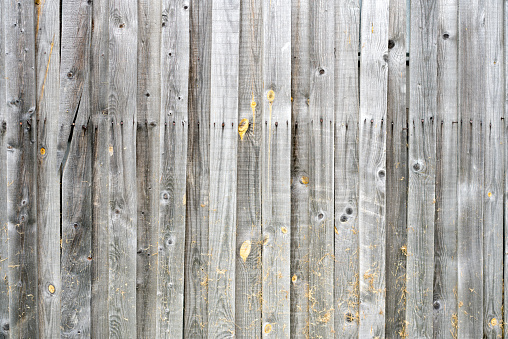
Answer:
482;0;504;337
433;0;458;337
108;0;138;337
4;0;38;337
136;0;161;337
208;0;240;336
406;0;437;337
385;0;407;337
90;0;110;336
358;0;389;336
290;0;311;336
334;0;360;337
307;0;334;337
183;0;212;336
35;0;61;336
157;1;189;337
235;0;263;336
261;0;292;337
457;0;485;336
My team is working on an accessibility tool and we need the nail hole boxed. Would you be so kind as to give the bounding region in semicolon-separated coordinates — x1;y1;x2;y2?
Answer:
443;33;450;40
345;207;353;215
319;68;325;75
340;215;348;223
378;170;385;178
318;213;324;219
413;162;421;171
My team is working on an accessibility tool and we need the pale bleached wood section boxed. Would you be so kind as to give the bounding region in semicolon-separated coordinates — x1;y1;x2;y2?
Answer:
334;0;360;337
208;0;240;336
433;0;458;337
261;0;292;337
385;0;407;337
406;0;437;337
157;1;189;338
58;0;93;167
108;0;137;336
184;0;212;336
35;0;61;336
290;0;311;336
4;0;38;337
236;0;263;336
483;0;504;337
457;0;485;337
358;0;389;336
90;0;110;336
307;0;334;337
136;0;161;337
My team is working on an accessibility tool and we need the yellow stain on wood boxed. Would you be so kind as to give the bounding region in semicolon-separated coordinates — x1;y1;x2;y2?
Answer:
491;318;498;326
281;227;287;234
300;176;309;185
488;192;492;197
182;193;186;205
109;146;114;156
267;90;275;103
40;148;45;155
264;323;272;334
251;92;257;131
292;275;297;284
334;226;338;235
240;240;251;262
37;34;54;105
48;284;55;294
238;118;249;140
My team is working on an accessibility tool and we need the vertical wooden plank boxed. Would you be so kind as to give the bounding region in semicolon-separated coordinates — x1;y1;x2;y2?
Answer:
4;0;38;337
307;0;334;337
406;0;437;337
505;1;508;337
0;0;8;336
184;0;212;336
334;0;360;337
290;0;310;336
208;0;239;336
90;0;110;336
108;0;137;336
35;0;61;336
358;0;388;336
457;0;484;336
482;0;504;337
433;0;458;337
385;0;407;336
136;0;161;337
236;0;262;336
157;1;189;337
261;0;292;337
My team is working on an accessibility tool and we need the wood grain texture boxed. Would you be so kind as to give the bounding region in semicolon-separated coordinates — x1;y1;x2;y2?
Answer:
433;0;458;337
90;0;110;336
157;1;189;337
35;0;61;336
4;0;38;337
236;0;263;336
358;0;389;336
307;0;334;337
385;0;407;337
108;0;138;337
334;0;360;337
136;0;161;337
208;0;240;336
457;0;485;336
482;0;504;337
261;0;292;337
505;2;508;337
184;0;212;336
290;0;311;336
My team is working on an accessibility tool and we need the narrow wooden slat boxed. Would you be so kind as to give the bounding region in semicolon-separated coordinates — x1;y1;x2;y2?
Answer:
108;0;138;336
307;0;334;337
4;1;38;337
334;0;360;337
358;0;389;336
433;0;458;337
505;1;508;337
482;0;504;336
236;0;263;336
183;0;212;336
261;0;292;337
385;0;407;336
208;0;239;336
90;0;110;336
406;0;437;337
290;0;311;336
157;1;189;337
457;0;485;336
35;0;61;336
136;0;161;337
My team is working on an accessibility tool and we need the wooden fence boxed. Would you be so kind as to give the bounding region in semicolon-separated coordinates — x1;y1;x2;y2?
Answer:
0;0;506;338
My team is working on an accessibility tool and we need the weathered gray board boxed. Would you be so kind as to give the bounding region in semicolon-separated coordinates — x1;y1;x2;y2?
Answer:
0;0;505;338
